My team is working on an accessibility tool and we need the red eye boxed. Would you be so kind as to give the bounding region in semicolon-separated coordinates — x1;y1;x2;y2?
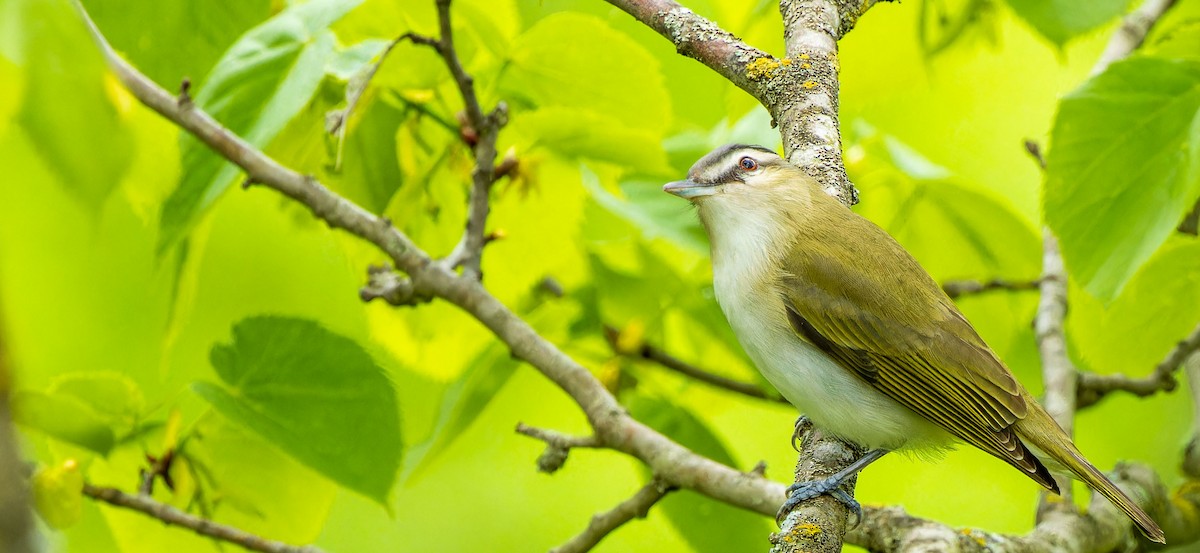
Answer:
739;157;758;171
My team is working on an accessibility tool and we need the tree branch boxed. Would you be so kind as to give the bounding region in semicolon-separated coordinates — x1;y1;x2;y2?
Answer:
77;1;1198;550
83;484;323;553
75;0;786;522
1031;0;1180;517
549;479;676;553
515;423;603;474
1076;321;1200;409
602;326;787;403
403;0;506;280
942;277;1042;299
1034;231;1076;505
0;308;36;553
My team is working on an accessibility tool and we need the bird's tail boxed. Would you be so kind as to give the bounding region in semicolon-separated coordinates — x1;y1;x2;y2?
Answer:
1015;411;1166;544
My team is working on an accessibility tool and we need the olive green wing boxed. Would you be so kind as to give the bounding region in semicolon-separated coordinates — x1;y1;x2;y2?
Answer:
779;224;1057;492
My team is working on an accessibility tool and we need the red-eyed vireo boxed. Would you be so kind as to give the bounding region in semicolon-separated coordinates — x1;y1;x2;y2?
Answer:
664;144;1164;543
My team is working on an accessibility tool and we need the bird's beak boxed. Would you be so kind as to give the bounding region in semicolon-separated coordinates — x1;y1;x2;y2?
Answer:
663;179;719;199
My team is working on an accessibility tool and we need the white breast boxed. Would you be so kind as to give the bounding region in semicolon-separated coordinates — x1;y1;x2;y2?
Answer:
706;208;948;451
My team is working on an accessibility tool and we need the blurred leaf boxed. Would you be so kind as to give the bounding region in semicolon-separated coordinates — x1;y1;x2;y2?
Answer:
850;125;1040;357
326;38;391;81
919;0;1001;57
625;394;770;553
513;107;670;175
32;460;84;529
159;0;363;253
1045;57;1200;301
193;316;402;505
1146;18;1200;60
51;372;143;437
1004;0;1129;46
80;0;271;88
582;166;707;254
1069;239;1200;376
403;298;574;480
12;391;115;454
401;341;520;481
334;96;407;213
16;0;132;212
501;12;671;134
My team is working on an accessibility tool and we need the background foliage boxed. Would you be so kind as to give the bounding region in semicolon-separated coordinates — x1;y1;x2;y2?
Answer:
1;0;1198;551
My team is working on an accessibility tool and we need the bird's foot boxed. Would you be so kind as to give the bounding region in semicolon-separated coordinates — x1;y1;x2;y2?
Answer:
776;476;862;527
791;415;812;452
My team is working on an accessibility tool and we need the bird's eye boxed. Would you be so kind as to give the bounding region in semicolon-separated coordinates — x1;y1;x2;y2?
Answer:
739;157;758;171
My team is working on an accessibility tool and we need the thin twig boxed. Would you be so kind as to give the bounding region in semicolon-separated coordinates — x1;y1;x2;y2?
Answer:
78;1;1200;549
326;35;407;168
515;423;603;474
83;484;324;553
1076;321;1200;408
550;479;676;553
602;326;787;403
409;0;505;280
942;278;1042;299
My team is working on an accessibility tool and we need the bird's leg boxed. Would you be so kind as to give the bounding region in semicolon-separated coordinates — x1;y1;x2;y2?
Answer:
790;415;812;451
777;448;889;527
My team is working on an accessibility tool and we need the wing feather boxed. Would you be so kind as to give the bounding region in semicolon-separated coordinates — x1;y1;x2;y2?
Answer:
779;210;1056;491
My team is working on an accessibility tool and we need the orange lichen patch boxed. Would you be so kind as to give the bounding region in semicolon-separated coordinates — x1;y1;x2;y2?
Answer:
799;53;810;59
781;58;793;66
802;80;818;89
800;62;811;69
746;57;782;79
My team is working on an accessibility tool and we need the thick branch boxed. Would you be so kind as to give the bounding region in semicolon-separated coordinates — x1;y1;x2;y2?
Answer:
601;0;768;97
80;2;1196;550
83;484;323;553
0;309;35;553
76;1;784;520
603;326;786;403
1076;321;1200;408
1183;353;1200;478
550;479;675;553
1034;232;1076;504
850;462;1199;551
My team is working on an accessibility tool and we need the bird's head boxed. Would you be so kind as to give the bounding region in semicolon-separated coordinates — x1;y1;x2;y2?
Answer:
664;144;817;236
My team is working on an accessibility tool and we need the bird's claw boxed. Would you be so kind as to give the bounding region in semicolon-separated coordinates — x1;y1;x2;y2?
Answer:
791;415;811;452
776;476;862;528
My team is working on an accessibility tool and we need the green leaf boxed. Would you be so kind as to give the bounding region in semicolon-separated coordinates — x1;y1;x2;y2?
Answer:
1045;57;1200;301
158;0;363;253
193;316;402;505
850;125;1041;358
15;0;132;212
625;394;770;553
401;341;520;481
333;96;407;213
80;0;271;88
500;12;671;134
51;372;143;436
12;391;116;454
581;165;708;254
1069;239;1200;377
512;107;670;175
1004;0;1129;46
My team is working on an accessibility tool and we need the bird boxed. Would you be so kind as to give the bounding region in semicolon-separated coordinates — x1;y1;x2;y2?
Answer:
662;143;1165;543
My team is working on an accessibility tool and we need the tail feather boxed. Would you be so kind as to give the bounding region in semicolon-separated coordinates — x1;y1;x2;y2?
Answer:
1015;414;1166;544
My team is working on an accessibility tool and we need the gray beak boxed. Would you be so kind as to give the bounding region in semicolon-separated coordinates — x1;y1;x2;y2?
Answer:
663;179;720;199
